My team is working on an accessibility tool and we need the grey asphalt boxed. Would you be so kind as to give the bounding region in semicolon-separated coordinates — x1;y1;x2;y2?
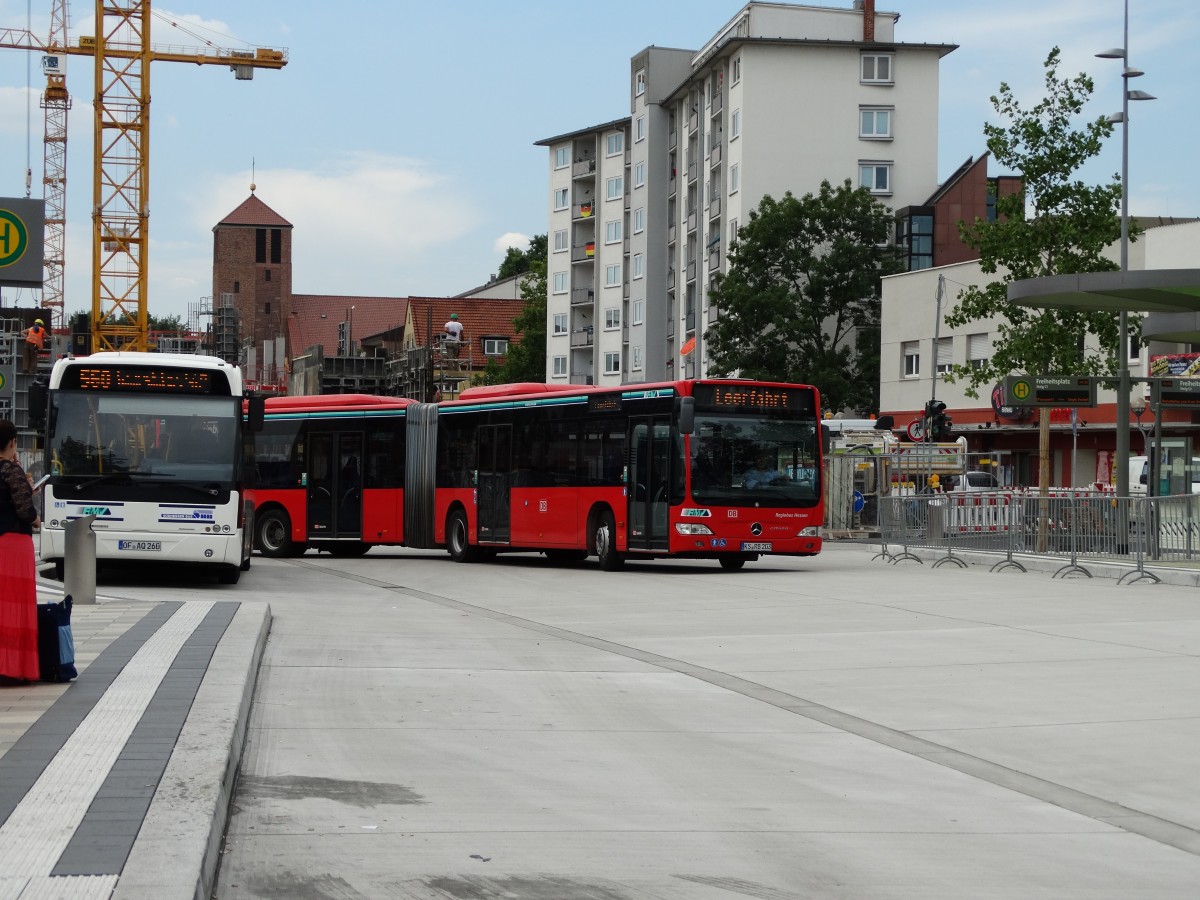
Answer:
0;540;1198;898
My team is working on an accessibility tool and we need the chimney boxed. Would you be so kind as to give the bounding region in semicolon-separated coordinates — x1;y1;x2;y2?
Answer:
863;0;875;43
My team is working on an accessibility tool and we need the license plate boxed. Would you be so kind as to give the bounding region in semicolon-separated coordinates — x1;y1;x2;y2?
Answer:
741;542;772;552
118;540;161;551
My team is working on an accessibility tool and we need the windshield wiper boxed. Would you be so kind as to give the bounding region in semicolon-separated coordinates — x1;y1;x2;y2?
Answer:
133;478;223;497
69;473;132;491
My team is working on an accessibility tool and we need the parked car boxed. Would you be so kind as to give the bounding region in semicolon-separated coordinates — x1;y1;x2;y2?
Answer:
943;471;1001;492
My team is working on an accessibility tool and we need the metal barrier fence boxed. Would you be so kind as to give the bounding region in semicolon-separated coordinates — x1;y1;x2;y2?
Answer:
875;490;1200;584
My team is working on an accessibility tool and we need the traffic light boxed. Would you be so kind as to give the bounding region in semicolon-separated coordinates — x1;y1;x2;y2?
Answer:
930;400;952;440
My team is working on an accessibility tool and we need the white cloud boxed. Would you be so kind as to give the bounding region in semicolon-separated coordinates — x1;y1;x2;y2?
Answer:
494;232;531;254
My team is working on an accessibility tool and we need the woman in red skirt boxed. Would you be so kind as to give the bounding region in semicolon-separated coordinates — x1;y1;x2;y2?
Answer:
0;418;41;683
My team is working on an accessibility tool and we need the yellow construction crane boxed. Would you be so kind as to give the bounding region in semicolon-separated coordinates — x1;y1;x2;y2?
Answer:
0;1;287;352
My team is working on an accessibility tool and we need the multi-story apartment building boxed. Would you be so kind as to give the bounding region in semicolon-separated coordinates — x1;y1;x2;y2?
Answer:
537;0;955;385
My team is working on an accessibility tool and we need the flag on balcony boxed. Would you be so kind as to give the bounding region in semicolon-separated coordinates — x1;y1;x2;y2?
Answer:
680;336;696;356
585;242;595;257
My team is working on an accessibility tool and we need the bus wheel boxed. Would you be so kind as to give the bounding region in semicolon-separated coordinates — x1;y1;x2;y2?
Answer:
257;509;293;558
595;512;623;571
719;555;747;571
447;509;480;563
217;564;242;585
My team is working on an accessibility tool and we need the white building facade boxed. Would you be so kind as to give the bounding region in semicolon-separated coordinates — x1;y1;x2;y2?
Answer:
537;1;955;385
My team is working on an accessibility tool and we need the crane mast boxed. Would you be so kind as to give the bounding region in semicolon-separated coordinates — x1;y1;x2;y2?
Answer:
40;0;70;330
0;0;287;352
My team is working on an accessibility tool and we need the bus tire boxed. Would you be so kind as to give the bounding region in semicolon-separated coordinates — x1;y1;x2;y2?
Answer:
217;564;242;585
719;555;747;570
594;511;623;571
447;509;480;563
257;509;294;558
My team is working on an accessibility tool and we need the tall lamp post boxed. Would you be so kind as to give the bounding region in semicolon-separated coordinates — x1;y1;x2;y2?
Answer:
1097;0;1155;499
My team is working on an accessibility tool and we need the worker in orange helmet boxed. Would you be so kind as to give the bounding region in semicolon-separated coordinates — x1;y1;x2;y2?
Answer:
22;318;46;375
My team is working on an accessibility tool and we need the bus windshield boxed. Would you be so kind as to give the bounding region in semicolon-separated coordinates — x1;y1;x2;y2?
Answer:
50;393;241;485
689;412;820;506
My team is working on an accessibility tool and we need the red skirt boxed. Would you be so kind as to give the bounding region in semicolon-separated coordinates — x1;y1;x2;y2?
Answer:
0;532;40;681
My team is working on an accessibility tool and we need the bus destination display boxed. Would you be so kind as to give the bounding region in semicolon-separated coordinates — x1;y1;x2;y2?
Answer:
694;384;812;413
63;365;230;395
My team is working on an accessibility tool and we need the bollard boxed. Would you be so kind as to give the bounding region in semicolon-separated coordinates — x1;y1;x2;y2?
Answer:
63;515;97;605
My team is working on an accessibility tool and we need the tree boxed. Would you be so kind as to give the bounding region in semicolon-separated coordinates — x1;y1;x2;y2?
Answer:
942;48;1125;494
483;235;548;384
705;180;901;414
496;234;548;280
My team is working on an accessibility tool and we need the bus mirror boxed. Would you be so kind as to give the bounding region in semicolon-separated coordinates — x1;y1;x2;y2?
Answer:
820;423;832;455
27;377;49;434
679;397;695;435
246;395;266;432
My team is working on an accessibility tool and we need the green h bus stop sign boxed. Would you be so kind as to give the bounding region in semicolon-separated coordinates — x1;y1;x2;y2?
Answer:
1003;375;1096;408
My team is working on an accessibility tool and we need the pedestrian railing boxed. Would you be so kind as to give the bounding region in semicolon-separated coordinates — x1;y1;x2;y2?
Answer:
875;490;1200;584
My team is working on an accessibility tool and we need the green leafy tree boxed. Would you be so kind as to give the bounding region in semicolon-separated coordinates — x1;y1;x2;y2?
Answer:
496;234;548;280
943;47;1126;494
149;313;186;332
483;236;547;384
705;180;902;413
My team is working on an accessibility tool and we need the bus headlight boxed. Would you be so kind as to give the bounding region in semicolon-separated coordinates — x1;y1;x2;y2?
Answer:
675;522;714;536
798;526;820;537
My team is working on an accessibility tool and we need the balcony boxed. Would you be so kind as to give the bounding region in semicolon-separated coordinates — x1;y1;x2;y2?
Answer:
668;223;677;245
707;304;721;324
709;143;721;166
687;161;698;183
572;159;596;179
570;287;595;307
573;201;595;220
686;260;697;282
688;110;698;134
622;323;629;344
686;210;697;233
708;245;722;271
570;374;594;385
570;328;594;348
668;129;678;150
711;91;723;114
571;242;596;263
667;318;675;339
708;196;721;220
685;310;696;332
668;174;677;197
667;267;676;289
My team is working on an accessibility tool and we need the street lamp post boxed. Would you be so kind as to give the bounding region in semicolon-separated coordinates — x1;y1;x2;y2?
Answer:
1131;395;1150;454
1097;0;1154;500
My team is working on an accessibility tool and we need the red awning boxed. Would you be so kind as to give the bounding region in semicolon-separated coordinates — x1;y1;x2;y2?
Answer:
680;336;696;355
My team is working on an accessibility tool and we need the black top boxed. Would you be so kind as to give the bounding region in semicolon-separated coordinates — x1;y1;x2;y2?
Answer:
0;459;37;535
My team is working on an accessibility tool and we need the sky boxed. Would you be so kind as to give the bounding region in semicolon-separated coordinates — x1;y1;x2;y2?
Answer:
0;0;1192;326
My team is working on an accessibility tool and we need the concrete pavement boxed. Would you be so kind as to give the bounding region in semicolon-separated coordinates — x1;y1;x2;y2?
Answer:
1;538;1198;898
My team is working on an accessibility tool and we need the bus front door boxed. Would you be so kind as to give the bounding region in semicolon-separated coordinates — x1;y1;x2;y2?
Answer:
477;424;511;544
307;432;364;539
628;418;671;552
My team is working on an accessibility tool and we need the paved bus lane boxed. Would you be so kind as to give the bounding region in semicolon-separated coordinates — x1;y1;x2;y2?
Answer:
214;544;1200;899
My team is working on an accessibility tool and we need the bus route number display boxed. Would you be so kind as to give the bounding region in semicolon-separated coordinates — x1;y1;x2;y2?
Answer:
694;384;809;413
66;366;227;395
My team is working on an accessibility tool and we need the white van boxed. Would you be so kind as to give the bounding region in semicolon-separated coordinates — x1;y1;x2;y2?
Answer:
943;471;1001;492
1127;456;1200;496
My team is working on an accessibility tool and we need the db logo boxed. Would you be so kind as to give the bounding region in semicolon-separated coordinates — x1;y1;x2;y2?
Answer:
727;509;738;518
538;500;548;512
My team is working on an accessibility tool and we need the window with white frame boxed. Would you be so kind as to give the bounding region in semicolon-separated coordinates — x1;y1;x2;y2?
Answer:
632;299;643;324
554;188;568;210
730;163;740;194
606;176;623;201
902;340;919;377
553;271;569;294
731;109;740;139
605;219;622;244
860;106;892;139
606;132;623;156
605;264;621;286
634;161;645;188
632;345;643;371
633;207;645;234
861;53;893;84
482;337;509;356
553;229;568;252
635;69;646;96
605;308;620;330
554;146;569;169
552;355;567;377
935;337;952;375
604;352;621;375
635;116;646;142
553;313;567;335
859;161;892;194
729;218;738;245
632;253;644;280
967;333;989;370
731;56;741;84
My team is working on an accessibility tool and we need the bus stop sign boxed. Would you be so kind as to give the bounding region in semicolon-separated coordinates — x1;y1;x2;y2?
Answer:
1002;375;1096;408
1154;377;1200;408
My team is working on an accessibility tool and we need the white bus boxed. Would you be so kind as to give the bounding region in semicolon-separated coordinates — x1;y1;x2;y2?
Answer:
38;352;260;584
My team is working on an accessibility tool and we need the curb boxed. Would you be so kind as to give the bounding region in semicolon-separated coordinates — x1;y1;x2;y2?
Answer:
111;602;271;900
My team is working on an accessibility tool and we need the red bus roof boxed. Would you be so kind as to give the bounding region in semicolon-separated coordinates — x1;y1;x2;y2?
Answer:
264;394;414;412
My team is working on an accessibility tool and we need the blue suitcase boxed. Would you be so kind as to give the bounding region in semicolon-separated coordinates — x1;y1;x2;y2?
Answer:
38;595;78;683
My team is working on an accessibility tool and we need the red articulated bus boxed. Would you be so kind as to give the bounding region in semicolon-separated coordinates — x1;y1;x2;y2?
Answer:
246;379;824;570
